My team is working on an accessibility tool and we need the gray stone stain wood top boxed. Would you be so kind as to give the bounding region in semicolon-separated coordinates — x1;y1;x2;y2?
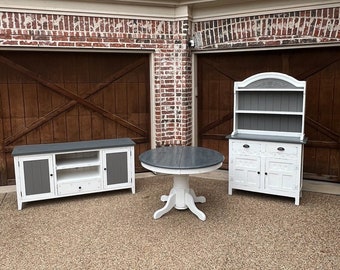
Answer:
12;138;135;156
226;134;307;144
139;146;224;170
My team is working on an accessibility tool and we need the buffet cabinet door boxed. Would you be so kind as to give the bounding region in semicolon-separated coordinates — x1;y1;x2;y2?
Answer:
103;148;130;189
15;155;55;209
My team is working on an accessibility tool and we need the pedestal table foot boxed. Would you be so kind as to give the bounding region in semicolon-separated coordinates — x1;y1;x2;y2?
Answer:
185;193;206;221
153;192;176;219
160;195;169;202
189;188;206;203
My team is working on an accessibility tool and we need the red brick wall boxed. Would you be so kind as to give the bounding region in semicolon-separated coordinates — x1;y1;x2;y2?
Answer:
0;7;339;146
192;8;340;49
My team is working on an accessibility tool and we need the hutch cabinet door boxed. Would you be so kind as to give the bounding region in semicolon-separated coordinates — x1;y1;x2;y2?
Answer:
103;148;130;188
230;155;261;188
264;158;299;191
18;155;54;199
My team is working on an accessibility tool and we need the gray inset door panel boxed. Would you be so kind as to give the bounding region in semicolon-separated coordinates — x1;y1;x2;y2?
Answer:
23;159;51;195
106;152;128;185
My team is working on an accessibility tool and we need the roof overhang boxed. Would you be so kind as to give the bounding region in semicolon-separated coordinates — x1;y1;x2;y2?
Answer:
0;0;339;21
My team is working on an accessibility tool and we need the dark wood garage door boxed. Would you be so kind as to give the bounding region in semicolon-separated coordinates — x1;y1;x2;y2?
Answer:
0;51;150;185
197;46;340;183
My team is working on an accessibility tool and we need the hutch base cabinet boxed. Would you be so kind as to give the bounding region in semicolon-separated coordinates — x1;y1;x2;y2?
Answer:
227;72;307;205
228;137;306;205
12;138;135;210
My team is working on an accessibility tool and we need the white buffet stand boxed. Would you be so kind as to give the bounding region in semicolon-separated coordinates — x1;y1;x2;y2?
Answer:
12;138;135;210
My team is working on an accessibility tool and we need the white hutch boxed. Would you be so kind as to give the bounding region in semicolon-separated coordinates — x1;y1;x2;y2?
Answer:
227;72;307;205
12;138;135;210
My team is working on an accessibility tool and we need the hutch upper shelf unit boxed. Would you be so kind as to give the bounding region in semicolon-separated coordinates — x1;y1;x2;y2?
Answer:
12;138;135;210
227;72;307;205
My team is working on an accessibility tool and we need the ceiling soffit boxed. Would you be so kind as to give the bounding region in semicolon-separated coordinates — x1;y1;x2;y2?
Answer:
0;0;338;21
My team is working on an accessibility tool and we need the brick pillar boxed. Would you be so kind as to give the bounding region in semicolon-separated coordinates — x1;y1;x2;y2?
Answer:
154;20;193;146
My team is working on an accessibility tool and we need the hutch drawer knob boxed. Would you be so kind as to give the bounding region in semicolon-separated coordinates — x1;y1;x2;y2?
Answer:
277;147;285;151
243;144;250;148
257;171;260;174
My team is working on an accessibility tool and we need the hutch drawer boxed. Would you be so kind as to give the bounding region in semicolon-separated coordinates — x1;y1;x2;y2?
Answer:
231;141;261;155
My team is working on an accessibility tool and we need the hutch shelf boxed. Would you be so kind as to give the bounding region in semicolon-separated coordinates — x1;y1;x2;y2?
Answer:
227;72;307;205
12;138;135;210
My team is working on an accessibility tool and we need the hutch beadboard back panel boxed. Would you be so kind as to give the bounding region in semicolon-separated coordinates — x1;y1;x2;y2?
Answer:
228;72;307;205
12;138;135;210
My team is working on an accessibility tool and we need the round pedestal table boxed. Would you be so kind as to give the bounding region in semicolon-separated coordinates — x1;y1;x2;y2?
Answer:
139;146;224;221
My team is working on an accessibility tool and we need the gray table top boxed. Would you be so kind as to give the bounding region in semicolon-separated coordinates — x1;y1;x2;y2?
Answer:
12;138;135;156
139;146;224;170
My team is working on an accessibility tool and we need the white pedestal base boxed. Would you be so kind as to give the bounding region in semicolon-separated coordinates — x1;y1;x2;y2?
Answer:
153;175;206;221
